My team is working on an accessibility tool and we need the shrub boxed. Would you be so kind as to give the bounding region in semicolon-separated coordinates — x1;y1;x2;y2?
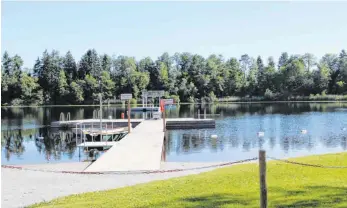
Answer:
130;98;137;105
10;99;23;106
170;95;180;104
264;89;275;100
188;96;195;103
208;92;217;103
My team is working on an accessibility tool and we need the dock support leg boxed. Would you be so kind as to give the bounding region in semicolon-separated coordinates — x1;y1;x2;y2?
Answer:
128;100;131;133
75;124;78;145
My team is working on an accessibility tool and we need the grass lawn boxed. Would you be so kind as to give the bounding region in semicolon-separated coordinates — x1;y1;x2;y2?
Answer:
32;152;347;208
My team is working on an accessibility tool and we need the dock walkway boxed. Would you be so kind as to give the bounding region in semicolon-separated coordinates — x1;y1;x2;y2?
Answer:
85;119;165;172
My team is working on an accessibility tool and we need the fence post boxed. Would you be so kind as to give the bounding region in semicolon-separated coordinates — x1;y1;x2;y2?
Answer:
259;150;267;208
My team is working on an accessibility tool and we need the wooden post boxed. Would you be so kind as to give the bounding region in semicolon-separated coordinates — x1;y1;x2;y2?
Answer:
198;109;200;119
259;150;267;208
128;100;131;133
162;102;166;132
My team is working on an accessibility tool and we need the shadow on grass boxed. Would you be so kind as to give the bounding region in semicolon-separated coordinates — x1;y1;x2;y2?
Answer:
139;193;255;208
139;186;347;208
273;185;347;208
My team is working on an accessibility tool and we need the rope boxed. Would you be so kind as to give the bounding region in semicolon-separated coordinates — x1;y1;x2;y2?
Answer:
1;158;258;175
267;156;347;169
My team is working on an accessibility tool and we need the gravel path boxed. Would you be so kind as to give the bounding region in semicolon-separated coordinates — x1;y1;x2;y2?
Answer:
1;162;238;208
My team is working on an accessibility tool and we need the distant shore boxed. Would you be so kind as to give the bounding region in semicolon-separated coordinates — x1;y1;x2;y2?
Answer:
2;99;347;108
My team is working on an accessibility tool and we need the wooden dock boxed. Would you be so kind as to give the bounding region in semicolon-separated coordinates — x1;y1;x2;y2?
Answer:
85;119;164;172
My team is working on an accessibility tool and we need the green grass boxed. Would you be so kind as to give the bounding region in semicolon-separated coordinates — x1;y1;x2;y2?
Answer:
32;153;347;208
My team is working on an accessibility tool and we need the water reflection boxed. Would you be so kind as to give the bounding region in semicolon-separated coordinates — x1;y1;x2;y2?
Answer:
165;109;347;162
1;103;347;164
1;127;81;164
2;129;25;161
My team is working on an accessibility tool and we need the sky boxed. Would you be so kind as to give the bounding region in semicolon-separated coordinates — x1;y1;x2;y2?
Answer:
1;1;347;68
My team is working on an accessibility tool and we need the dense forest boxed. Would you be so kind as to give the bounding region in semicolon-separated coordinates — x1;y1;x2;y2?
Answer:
1;49;347;106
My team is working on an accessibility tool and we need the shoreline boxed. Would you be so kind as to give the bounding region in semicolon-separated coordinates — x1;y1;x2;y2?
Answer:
2;151;345;174
2;100;347;108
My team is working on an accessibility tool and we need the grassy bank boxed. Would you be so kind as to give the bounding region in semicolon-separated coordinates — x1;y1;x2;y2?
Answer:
32;153;347;208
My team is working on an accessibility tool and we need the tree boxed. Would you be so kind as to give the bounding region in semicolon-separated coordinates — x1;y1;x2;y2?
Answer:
239;54;251;80
302;53;316;71
101;54;112;72
1;53;23;104
337;50;347;93
69;81;84;104
257;56;267;95
278;52;289;70
205;54;226;97
112;56;149;98
57;70;69;104
20;73;43;105
268;57;275;68
78;49;101;79
320;53;339;93
281;56;313;95
83;74;98;103
38;50;63;104
314;63;331;94
62;51;77;84
225;58;243;96
100;71;115;101
3;49;347;104
247;59;258;95
263;57;277;93
2;51;12;75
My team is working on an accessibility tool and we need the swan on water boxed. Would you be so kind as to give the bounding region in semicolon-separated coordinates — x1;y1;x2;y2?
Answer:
257;132;265;137
301;129;307;134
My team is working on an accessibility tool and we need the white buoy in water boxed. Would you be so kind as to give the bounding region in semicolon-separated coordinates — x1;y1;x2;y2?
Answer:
37;136;44;140
211;135;218;139
301;129;307;134
257;132;265;137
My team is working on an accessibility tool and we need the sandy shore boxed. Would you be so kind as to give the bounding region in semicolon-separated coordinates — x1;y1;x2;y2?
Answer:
1;161;244;208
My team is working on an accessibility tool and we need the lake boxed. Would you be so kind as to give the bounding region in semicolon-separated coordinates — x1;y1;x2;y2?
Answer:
1;103;347;165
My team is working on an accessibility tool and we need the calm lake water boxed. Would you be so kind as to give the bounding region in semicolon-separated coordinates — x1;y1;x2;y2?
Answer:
1;103;347;165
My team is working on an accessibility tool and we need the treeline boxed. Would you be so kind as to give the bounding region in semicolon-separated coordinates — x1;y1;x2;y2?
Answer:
1;49;347;106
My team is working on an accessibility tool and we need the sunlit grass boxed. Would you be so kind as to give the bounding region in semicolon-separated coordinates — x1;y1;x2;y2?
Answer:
32;152;347;208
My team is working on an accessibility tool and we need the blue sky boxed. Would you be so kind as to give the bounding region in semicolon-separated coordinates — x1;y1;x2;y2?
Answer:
2;1;347;68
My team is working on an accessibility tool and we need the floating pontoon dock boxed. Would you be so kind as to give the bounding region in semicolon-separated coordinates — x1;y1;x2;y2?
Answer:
77;142;117;148
51;118;215;130
51;119;143;128
130;107;160;112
